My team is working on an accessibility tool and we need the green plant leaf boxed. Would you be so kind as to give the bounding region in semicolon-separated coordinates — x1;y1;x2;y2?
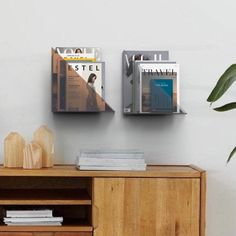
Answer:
207;64;236;103
214;102;236;112
227;146;236;163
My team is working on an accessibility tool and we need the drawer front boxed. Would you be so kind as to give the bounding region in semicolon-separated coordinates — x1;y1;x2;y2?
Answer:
0;234;32;236
0;233;92;236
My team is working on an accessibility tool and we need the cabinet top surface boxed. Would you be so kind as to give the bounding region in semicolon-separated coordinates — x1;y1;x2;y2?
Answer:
0;165;204;178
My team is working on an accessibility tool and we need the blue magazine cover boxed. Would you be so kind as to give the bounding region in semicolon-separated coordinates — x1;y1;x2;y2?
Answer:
150;79;173;113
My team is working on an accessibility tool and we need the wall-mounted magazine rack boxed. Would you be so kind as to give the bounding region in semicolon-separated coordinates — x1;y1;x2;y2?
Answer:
122;50;186;115
51;48;114;113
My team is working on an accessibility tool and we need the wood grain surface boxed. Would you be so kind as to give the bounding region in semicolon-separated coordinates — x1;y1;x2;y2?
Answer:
93;178;200;236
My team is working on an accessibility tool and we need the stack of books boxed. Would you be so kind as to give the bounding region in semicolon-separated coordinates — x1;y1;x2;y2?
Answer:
4;210;63;226
77;149;146;171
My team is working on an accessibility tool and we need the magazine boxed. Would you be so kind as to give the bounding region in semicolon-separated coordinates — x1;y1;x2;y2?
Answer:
138;62;180;113
65;62;105;111
56;47;101;61
133;61;177;113
122;50;169;113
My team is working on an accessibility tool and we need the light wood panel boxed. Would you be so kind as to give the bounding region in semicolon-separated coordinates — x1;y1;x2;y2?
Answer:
30;233;54;236
0;226;92;232
55;233;92;236
0;232;92;236
93;178;200;236
0;233;32;236
0;165;201;177
200;171;206;236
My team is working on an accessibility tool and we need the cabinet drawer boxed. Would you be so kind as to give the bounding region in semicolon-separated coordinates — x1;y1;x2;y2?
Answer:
0;233;92;236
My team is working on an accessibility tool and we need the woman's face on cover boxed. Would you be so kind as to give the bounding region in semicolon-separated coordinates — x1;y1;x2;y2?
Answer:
92;75;96;83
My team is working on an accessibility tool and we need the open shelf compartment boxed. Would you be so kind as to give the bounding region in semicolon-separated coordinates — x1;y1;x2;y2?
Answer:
0;189;91;205
0;176;93;232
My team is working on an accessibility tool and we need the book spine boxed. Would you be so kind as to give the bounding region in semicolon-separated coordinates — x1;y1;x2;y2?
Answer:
78;158;145;166
80;153;144;159
79;164;146;171
4;217;63;223
6;210;53;218
6;222;62;226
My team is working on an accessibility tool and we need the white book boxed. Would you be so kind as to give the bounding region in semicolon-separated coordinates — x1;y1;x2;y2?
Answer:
79;150;144;159
78;164;146;171
6;222;62;226
80;154;144;159
4;217;63;223
6;210;53;218
78;157;145;166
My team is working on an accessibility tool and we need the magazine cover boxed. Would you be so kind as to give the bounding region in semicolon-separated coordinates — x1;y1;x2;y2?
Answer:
150;79;173;113
56;47;101;61
65;62;105;111
138;63;180;113
52;48;106;112
122;50;169;114
133;61;176;113
68;62;104;97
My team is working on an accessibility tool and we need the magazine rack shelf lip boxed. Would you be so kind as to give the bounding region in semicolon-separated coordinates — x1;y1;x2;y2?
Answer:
53;109;115;114
123;107;187;116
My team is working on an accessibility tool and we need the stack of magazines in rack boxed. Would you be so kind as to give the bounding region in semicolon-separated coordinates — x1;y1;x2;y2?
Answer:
123;50;180;114
4;209;63;226
77;149;146;171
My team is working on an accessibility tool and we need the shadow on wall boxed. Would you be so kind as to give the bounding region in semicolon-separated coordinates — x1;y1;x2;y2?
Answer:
52;111;115;130
51;110;186;164
51;112;115;163
122;113;186;133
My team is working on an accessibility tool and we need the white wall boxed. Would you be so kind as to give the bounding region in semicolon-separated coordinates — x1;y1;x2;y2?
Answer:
0;0;236;235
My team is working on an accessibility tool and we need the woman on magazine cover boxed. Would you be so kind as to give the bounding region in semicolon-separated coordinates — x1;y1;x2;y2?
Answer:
86;73;98;111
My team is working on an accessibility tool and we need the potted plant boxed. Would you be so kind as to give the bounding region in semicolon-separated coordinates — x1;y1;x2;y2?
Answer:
207;64;236;163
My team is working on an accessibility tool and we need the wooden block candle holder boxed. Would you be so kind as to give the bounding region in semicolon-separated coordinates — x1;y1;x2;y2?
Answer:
23;142;43;169
33;125;54;167
4;132;25;168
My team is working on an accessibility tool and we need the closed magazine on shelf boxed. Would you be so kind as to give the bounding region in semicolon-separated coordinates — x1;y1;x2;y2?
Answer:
135;62;180;114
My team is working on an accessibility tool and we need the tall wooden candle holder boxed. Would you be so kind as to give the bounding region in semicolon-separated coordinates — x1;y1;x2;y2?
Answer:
4;132;25;168
33;125;54;167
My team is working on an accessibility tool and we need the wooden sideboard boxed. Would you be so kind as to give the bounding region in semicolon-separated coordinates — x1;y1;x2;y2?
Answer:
0;165;206;236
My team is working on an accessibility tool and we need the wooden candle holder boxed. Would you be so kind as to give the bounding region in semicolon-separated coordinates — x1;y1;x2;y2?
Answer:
23;142;43;169
4;132;25;168
33;125;54;167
